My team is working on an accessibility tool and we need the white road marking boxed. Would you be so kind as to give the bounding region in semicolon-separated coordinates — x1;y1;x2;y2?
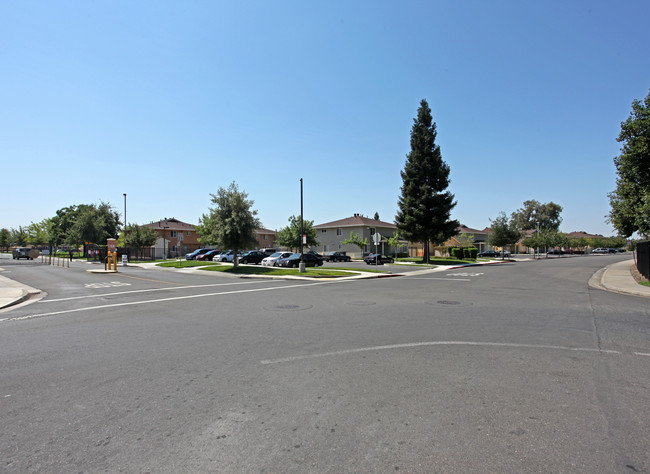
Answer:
0;280;336;323
42;280;271;303
84;281;132;289
260;341;630;365
404;277;471;281
446;272;484;277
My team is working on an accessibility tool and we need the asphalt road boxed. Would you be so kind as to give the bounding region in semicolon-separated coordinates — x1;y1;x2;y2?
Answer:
0;256;647;472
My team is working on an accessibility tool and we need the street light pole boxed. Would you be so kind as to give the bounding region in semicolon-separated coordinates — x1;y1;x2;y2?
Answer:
123;193;127;240
299;178;306;273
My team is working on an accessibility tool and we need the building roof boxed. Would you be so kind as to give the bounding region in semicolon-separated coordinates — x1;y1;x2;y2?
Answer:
457;225;488;235
566;231;606;239
256;228;276;234
314;214;397;229
143;218;195;231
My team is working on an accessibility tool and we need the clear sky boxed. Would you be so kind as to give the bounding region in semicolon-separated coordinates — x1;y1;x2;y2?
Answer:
2;1;649;237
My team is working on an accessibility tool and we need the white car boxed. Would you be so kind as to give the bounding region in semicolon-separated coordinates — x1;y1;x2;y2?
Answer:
213;250;242;262
261;251;293;266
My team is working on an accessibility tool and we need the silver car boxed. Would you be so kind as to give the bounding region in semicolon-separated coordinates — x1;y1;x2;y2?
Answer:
261;251;293;266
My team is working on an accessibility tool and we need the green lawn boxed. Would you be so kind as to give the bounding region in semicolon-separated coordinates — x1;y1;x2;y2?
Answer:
639;281;650;287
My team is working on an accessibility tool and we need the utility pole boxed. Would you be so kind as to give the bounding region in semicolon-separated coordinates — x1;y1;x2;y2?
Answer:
299;178;306;273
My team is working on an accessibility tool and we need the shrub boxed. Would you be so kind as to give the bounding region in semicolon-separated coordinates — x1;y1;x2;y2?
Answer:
451;247;464;259
463;247;477;259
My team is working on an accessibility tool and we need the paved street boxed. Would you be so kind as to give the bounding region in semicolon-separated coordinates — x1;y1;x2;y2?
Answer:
0;255;648;472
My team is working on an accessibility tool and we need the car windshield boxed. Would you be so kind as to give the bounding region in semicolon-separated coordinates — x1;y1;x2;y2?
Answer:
268;252;282;258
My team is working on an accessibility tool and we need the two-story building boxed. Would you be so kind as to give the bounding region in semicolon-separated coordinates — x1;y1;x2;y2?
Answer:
142;218;200;258
313;214;399;258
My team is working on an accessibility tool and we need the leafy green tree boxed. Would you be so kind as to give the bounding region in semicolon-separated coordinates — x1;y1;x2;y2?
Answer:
456;233;475;247
341;232;368;256
50;202;120;250
65;202;121;251
196;182;261;268
608;89;650;238
0;228;11;251
26;219;52;247
123;224;158;258
274;215;318;252
489;212;521;258
511;200;563;232
386;229;404;257
396;99;459;261
10;227;27;246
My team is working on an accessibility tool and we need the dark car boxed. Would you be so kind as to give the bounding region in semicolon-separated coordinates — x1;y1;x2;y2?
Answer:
195;249;220;261
277;253;324;268
363;253;394;265
546;249;565;255
185;248;214;260
477;250;500;258
240;250;266;264
323;251;351;262
478;250;510;258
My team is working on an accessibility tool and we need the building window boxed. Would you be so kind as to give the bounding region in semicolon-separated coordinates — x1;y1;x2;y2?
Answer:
187;231;191;236
170;231;177;238
263;235;268;240
337;228;342;236
321;229;327;233
369;228;376;235
324;245;329;252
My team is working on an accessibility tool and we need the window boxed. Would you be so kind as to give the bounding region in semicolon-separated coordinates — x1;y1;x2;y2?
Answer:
170;231;177;238
337;228;342;236
263;235;268;240
369;228;375;235
324;245;329;252
187;231;191;236
321;229;327;233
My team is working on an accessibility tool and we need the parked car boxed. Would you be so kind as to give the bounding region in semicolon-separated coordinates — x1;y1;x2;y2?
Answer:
323;251;351;262
185;248;213;260
12;247;35;260
593;248;616;254
477;250;500;258
363;253;394;265
277;253;324;268
195;249;221;261
239;250;266;264
259;248;278;256
214;250;243;262
261;251;293;267
305;250;323;258
546;249;565;255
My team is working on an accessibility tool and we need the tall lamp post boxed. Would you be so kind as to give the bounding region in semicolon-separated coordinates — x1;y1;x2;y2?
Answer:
299;178;306;273
123;193;127;248
122;193;127;263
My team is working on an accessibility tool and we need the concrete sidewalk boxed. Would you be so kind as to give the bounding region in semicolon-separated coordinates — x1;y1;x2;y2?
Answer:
0;272;43;310
1;259;649;311
591;259;650;298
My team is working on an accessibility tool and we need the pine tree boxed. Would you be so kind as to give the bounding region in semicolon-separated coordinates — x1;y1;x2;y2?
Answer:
396;99;459;261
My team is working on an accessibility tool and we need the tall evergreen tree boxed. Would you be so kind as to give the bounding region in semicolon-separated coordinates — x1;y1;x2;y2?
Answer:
396;99;459;261
196;182;261;268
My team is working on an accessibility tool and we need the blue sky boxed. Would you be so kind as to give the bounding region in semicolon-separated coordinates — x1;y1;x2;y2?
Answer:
2;1;648;237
